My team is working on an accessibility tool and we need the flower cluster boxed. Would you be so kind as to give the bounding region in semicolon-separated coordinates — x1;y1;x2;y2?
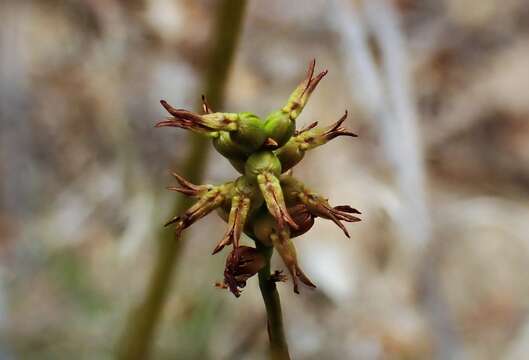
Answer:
157;60;361;297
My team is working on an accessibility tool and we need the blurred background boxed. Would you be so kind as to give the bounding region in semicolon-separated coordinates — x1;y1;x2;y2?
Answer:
2;0;529;359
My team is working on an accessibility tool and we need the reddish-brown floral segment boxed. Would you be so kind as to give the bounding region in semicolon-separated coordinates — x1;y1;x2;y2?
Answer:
156;101;239;135
222;246;266;297
159;59;361;297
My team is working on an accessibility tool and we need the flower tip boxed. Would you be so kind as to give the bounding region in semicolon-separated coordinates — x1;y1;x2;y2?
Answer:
211;244;224;255
163;216;180;227
297;268;317;288
201;95;213;114
154;119;175;128
307;59;316;77
159;99;179;116
334;205;362;215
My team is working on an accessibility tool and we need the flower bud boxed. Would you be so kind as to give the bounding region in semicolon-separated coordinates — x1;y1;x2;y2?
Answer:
230;112;267;151
212;131;249;161
263;110;296;148
244;151;282;179
273;137;303;172
212;113;267;162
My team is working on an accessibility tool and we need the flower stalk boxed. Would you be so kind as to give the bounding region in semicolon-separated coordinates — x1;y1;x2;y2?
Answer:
255;241;291;360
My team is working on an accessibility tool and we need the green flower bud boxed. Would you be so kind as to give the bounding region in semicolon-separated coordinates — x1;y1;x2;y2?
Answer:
213;131;249;161
230;112;267;151
263;110;296;148
273;137;303;172
244;151;282;180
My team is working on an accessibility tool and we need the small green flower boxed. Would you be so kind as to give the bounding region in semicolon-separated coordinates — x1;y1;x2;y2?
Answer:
158;60;361;297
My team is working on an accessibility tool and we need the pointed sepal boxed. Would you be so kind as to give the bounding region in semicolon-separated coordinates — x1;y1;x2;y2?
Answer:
257;172;299;234
164;182;233;232
283;59;327;120
166;171;212;197
275;111;357;172
281;175;361;237
270;232;316;294
156;100;238;135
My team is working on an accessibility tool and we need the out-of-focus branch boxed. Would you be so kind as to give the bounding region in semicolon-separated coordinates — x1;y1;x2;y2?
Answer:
115;1;248;359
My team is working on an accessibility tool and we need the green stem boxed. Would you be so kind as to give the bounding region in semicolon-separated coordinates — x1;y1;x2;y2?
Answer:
255;242;291;360
116;1;247;359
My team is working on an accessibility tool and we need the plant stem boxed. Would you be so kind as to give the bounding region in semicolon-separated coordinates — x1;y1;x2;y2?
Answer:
255;242;291;360
116;1;247;359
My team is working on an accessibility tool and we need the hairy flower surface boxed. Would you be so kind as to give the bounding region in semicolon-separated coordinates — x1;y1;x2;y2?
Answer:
157;60;361;296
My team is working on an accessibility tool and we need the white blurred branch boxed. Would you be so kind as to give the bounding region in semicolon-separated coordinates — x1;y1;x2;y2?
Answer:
330;0;463;358
331;0;429;247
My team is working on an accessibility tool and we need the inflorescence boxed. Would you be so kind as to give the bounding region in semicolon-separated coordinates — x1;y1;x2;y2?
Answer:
156;60;361;297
